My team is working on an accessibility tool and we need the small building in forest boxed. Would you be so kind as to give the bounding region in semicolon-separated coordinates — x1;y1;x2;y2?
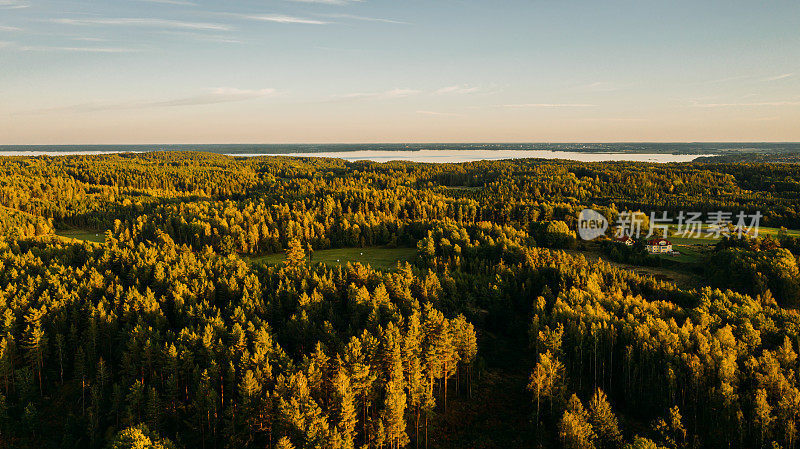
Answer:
646;238;672;254
615;236;635;246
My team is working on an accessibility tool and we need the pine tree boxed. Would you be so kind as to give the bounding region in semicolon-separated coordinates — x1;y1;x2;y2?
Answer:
285;239;307;267
588;389;623;449
194;369;218;448
275;436;296;449
626;436;668;449
559;394;596;449
238;369;262;445
403;310;426;448
23;308;47;396
654;406;686;449
343;336;376;445
422;303;459;411
754;389;774;448
108;424;176;449
332;359;357;449
277;372;330;448
147;387;161;435
451;315;477;397
306;342;330;403
0;337;13;394
528;351;566;423
127;380;145;424
382;323;409;449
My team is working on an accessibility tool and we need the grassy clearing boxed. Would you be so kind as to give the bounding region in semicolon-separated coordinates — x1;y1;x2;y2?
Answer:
668;235;718;245
54;229;105;243
584;224;800;286
249;246;417;270
654;244;709;263
759;226;800;238
664;225;800;245
659;225;800;264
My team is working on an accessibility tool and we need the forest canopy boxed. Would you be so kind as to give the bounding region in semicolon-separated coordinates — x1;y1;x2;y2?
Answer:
0;152;798;449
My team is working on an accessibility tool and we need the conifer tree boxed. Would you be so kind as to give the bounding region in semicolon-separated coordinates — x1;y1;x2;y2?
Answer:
275;436;296;449
23;308;47;396
0;337;13;394
588;389;623;449
754;389;775;448
403;310;426;448
285;239;307;267
331;360;357;449
528;351;566;422
382;323;409;449
559;394;597;449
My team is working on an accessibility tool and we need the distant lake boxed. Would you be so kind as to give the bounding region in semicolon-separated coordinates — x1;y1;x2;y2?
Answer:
1;142;795;163
244;150;705;163
0;148;707;163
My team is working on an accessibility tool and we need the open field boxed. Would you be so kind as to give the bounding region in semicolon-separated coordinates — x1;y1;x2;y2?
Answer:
54;228;105;243
759;226;800;238
663;225;800;244
653;244;710;263
667;235;718;245
249;246;417;270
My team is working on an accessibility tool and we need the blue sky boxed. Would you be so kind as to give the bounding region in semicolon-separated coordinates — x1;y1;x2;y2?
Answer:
1;0;799;144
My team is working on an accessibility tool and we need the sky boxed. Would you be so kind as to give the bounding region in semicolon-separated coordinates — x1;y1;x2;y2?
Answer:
1;0;799;144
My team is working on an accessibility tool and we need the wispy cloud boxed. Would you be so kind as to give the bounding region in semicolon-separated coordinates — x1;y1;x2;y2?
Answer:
238;14;329;25
160;30;241;44
704;75;750;84
152;88;276;107
762;73;793;82
0;41;10;48
0;25;22;32
26;88;276;114
572;81;619;92
416;110;463;117
435;85;480;95
501;103;596;108
18;45;139;53
330;88;421;101
0;1;29;9
703;73;794;84
692;100;800;108
324;13;408;24
52;18;232;31
71;37;108;42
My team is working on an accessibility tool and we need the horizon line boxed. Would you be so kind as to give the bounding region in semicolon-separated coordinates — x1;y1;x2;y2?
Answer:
2;141;800;147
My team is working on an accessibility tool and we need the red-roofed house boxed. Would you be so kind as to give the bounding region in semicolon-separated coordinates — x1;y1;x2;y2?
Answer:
646;238;672;254
615;236;635;246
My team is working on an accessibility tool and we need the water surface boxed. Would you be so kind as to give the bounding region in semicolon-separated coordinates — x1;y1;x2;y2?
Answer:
249;149;704;163
0;148;707;163
4;142;794;163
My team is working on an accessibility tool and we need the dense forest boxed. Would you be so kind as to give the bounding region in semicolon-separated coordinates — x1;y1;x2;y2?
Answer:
0;152;799;449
